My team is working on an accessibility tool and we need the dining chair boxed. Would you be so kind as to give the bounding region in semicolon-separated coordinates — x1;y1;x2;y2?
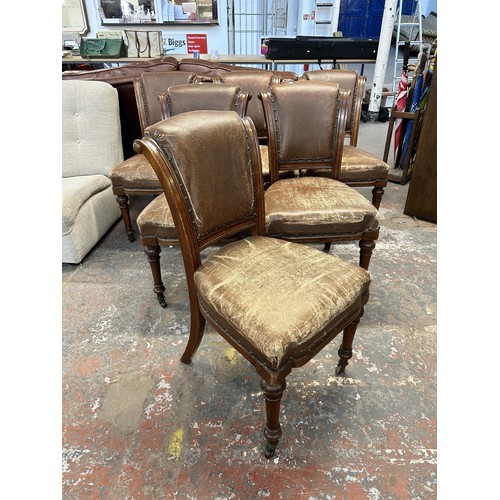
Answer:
109;71;202;241
214;71;283;185
259;80;380;270
134;110;371;458
302;69;389;209
136;84;251;307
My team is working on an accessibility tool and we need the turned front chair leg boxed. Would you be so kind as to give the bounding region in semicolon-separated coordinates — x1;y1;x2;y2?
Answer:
260;379;286;459
180;306;206;364
336;308;364;375
359;239;375;270
371;186;384;210
116;194;135;242
144;245;167;308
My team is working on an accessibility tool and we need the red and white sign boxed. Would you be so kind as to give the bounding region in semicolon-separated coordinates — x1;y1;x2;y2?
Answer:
186;34;208;54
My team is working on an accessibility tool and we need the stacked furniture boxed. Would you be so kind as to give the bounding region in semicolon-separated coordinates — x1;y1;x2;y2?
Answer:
62;58;386;307
134;110;372;458
62;56;298;159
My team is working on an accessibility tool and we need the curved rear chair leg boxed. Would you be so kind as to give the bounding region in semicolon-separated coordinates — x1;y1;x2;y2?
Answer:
336;308;364;375
260;379;286;459
144;245;167;308
116;194;135;242
180;307;206;364
371;186;384;210
323;242;332;253
359;239;375;270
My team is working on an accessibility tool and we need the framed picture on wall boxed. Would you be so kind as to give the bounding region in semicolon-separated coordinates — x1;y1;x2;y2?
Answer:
62;0;89;35
99;0;218;25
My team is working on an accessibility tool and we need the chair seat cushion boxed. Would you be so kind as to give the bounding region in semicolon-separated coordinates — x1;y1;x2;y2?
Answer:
109;154;161;190
340;145;390;182
303;146;390;183
137;194;177;240
194;236;371;368
62;174;112;234
265;177;380;237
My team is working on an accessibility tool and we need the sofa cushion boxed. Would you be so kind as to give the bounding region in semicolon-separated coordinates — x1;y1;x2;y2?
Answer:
62;175;112;235
62;80;124;177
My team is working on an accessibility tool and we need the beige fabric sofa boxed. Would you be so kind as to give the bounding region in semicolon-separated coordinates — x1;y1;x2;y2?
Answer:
62;80;122;263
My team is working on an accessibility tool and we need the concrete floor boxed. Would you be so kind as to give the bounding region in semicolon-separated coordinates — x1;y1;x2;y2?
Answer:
62;120;437;498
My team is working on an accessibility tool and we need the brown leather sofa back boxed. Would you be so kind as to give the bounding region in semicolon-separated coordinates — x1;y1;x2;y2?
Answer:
177;58;298;82
61;56;179;83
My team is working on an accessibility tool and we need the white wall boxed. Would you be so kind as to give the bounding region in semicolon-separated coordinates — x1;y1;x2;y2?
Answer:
83;0;229;53
421;0;437;16
75;0;437;55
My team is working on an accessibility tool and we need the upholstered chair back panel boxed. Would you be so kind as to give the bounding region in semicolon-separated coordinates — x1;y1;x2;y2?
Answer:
135;71;198;131
303;70;358;132
217;72;277;137
145;110;256;239
62;80;124;178
270;81;341;164
164;84;242;117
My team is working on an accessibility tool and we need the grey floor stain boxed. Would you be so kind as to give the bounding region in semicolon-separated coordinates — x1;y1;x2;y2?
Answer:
100;371;156;434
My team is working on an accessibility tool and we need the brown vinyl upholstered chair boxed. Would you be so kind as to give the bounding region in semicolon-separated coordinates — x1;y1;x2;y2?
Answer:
157;82;250;119
302;69;390;209
213;72;281;140
259;80;380;270
214;71;283;184
109;71;202;241
136;84;251;307
134;110;371;458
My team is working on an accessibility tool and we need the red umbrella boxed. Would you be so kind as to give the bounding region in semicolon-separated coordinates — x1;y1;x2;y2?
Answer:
393;69;409;159
393;42;410;161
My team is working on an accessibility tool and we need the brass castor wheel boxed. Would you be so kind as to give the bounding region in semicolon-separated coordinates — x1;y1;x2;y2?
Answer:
264;442;277;459
335;364;345;375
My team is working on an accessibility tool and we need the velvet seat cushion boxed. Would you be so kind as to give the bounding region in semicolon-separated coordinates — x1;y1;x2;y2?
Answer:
302;147;390;183
109;154;161;189
137;194;177;240
265;177;380;237
194;236;371;368
339;146;390;182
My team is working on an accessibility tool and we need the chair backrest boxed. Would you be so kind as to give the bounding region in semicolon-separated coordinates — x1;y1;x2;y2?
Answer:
259;80;350;184
62;80;124;178
133;71;201;133
302;69;366;146
214;71;282;140
158;83;250;120
134;110;265;264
